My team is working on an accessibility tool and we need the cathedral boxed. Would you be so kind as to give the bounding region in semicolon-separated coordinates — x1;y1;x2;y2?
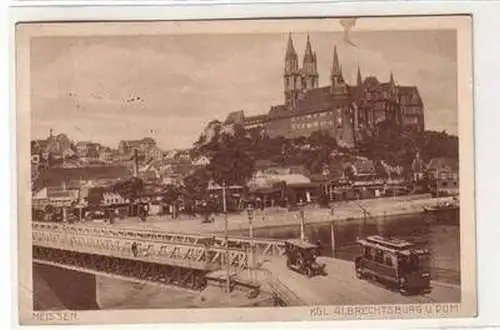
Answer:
224;34;425;147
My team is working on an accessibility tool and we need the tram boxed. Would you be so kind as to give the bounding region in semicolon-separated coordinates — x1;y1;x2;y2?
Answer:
354;235;432;295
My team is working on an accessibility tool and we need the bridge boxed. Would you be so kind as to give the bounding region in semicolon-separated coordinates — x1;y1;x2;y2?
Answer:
31;221;460;310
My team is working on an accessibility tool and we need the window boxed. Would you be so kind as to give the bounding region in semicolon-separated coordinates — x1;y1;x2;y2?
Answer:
385;255;393;267
364;247;372;259
374;250;384;264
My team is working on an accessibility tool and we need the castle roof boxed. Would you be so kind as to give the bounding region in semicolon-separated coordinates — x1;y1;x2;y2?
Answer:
269;85;354;119
398;86;423;107
224;110;245;125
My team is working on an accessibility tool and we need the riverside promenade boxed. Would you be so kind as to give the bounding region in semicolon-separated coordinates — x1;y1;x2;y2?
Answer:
98;194;457;234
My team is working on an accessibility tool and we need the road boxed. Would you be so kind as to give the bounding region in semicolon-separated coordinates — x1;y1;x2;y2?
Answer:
262;256;460;306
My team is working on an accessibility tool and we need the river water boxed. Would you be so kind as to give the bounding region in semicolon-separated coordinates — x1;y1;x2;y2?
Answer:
230;210;461;285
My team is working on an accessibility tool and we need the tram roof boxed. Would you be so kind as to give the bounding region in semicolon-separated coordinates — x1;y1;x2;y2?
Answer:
360;235;415;251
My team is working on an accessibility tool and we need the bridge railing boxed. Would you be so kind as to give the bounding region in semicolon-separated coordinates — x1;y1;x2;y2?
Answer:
32;228;252;270
31;222;287;258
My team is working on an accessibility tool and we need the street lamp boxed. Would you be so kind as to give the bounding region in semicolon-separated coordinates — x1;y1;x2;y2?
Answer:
246;203;255;282
330;205;336;256
222;182;231;294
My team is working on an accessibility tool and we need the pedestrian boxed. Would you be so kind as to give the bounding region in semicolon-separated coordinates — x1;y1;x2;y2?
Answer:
131;242;138;257
140;204;148;222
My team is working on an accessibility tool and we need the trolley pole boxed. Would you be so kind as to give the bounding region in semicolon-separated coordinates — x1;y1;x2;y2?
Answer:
299;209;305;241
222;182;230;294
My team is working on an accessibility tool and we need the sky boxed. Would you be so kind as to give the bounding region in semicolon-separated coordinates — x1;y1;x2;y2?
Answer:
30;29;457;150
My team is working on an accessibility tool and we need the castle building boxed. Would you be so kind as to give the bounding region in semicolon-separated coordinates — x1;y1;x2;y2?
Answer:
224;34;425;147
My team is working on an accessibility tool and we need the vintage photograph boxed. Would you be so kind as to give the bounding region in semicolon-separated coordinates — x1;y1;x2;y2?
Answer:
16;16;475;324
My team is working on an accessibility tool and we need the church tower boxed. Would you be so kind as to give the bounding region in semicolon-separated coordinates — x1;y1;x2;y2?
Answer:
357;64;363;89
284;33;300;109
388;71;400;125
301;35;319;91
330;46;348;96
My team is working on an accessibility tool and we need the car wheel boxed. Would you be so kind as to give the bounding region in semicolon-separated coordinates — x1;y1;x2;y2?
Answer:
355;267;364;279
306;268;313;278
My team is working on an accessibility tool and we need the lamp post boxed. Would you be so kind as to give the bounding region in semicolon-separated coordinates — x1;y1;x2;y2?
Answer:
330;205;336;257
299;208;305;241
246;204;255;282
222;182;230;294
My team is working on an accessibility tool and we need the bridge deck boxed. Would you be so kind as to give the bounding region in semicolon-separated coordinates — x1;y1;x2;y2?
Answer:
262;257;460;306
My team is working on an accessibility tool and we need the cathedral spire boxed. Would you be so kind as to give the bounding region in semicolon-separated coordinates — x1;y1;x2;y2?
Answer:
285;33;297;58
304;34;313;59
390;71;395;85
331;45;341;76
357;64;363;86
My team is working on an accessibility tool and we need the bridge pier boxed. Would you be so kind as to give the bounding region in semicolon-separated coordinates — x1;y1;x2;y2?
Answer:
33;262;99;311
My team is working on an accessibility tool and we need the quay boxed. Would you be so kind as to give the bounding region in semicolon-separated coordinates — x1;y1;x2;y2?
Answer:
80;194;457;235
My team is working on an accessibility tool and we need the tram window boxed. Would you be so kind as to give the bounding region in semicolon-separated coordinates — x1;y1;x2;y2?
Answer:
364;247;372;259
385;255;393;267
374;250;384;263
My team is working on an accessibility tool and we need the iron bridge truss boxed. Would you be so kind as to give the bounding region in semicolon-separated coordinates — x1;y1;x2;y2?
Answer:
33;246;208;291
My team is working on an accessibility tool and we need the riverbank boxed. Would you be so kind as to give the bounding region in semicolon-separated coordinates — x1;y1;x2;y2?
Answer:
108;194;457;235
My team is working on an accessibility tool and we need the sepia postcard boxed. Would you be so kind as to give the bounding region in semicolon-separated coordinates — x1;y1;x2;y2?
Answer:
15;15;476;325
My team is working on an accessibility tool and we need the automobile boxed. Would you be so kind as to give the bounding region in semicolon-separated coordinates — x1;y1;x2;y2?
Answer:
354;235;432;295
284;239;327;277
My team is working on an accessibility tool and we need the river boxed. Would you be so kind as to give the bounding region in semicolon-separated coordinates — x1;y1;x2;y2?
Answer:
229;210;461;285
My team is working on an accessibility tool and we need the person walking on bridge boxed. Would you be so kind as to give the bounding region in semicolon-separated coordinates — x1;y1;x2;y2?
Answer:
131;242;138;257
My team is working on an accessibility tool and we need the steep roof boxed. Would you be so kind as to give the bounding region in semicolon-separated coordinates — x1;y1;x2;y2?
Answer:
398;86;423;107
224;110;245;125
352;159;376;174
244;114;269;124
268;105;289;119
268;85;354;119
35;165;132;189
427;157;459;172
120;137;156;147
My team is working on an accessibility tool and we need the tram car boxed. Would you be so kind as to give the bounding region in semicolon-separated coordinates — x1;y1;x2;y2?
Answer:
284;239;327;277
354;235;432;295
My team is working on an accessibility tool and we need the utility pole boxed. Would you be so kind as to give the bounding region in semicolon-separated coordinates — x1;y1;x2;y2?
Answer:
299;208;305;241
330;205;336;257
247;204;255;282
133;149;139;178
222;182;230;294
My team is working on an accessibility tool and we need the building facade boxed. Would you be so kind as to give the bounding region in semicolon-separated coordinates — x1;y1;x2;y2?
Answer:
426;157;459;196
223;34;425;147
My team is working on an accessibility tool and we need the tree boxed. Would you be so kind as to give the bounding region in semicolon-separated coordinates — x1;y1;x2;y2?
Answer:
183;168;211;201
162;184;181;203
207;146;255;186
112;177;144;202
